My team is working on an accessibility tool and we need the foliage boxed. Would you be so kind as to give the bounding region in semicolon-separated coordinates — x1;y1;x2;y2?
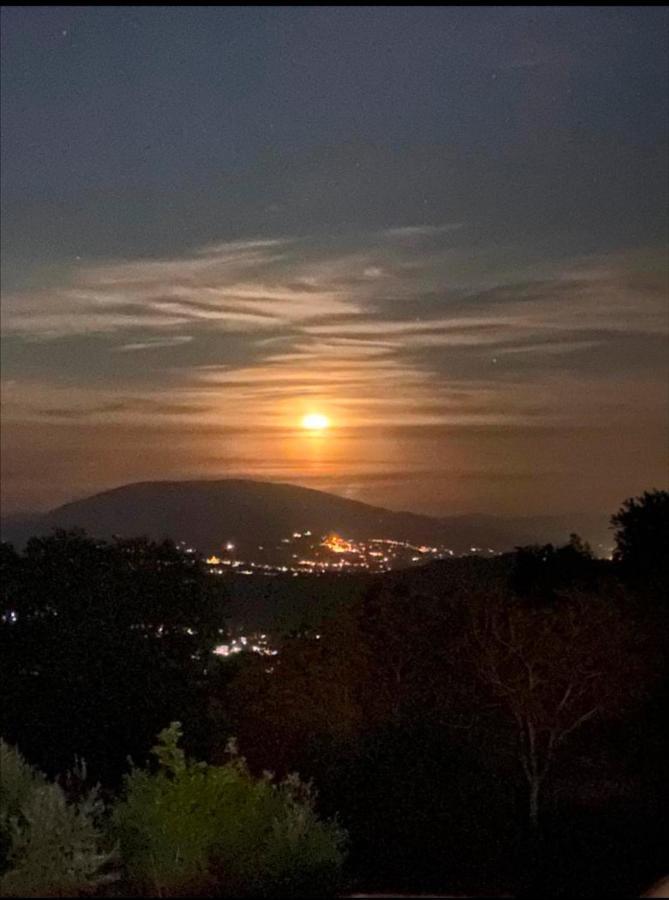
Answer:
0;530;225;783
612;489;669;596
223;534;661;893
509;533;600;600
0;740;116;898
113;723;347;898
465;588;651;828
2;491;667;896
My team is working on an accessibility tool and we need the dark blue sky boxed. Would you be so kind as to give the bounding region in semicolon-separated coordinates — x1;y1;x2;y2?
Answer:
3;6;667;269
1;6;668;522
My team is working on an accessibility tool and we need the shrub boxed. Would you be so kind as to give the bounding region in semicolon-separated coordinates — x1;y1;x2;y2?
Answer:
113;723;347;897
0;740;116;897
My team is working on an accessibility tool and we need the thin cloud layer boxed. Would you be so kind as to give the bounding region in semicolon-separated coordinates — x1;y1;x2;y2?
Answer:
1;230;667;515
2;234;667;432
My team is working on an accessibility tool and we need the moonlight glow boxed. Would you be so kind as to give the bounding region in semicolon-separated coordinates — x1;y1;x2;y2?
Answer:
301;413;330;431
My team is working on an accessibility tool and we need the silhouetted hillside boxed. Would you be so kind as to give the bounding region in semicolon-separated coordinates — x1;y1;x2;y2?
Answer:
1;479;609;555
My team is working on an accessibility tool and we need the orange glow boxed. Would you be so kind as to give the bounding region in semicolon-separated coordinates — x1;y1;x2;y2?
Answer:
301;412;330;431
322;532;354;553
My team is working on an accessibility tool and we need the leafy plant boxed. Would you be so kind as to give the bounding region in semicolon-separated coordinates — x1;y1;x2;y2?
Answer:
113;723;347;897
0;740;117;898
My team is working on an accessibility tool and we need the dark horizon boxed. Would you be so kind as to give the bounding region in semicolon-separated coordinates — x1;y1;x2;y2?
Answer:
1;475;631;563
2;471;623;527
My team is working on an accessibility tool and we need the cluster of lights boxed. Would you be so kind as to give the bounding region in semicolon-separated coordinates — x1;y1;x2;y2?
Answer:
176;542;197;554
321;533;355;554
214;633;278;658
200;530;498;578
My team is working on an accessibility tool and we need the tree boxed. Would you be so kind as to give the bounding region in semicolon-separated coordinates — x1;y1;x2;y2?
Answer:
509;534;598;601
114;723;347;898
466;590;648;831
0;530;225;783
223;558;660;892
0;740;117;897
224;576;469;774
611;489;669;597
225;610;371;777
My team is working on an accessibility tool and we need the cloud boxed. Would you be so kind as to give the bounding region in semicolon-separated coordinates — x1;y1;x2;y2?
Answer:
1;233;667;445
115;336;194;352
0;236;361;340
381;224;464;239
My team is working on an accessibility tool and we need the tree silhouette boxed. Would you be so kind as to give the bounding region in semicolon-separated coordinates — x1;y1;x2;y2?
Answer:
611;489;669;597
0;530;225;783
509;533;598;601
466;590;648;831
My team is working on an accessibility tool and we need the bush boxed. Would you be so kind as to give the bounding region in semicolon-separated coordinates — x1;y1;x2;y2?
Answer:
113;723;347;897
0;740;116;897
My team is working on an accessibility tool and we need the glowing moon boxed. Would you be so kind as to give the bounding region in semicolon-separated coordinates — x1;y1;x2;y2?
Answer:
301;413;330;431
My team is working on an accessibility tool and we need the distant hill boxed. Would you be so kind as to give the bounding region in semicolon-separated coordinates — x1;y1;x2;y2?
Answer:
0;478;610;554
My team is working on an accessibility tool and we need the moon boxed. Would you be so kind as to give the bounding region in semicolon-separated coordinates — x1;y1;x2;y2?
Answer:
301;413;330;431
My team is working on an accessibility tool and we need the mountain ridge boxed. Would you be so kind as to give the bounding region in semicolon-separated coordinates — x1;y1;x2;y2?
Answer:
1;478;611;554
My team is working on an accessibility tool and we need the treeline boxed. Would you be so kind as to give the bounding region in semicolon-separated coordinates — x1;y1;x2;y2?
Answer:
0;533;224;782
1;489;668;896
221;519;668;896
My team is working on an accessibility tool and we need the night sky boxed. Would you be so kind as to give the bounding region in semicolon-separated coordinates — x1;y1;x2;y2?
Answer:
1;6;668;518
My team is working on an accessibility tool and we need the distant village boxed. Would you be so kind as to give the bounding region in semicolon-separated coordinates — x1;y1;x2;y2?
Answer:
178;529;501;578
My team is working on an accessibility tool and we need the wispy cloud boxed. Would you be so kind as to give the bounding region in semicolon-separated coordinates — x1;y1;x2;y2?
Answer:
115;336;194;352
381;224;464;239
2;233;667;443
0;237;360;340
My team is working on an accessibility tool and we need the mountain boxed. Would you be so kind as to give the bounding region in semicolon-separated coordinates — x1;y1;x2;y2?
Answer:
0;479;610;555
